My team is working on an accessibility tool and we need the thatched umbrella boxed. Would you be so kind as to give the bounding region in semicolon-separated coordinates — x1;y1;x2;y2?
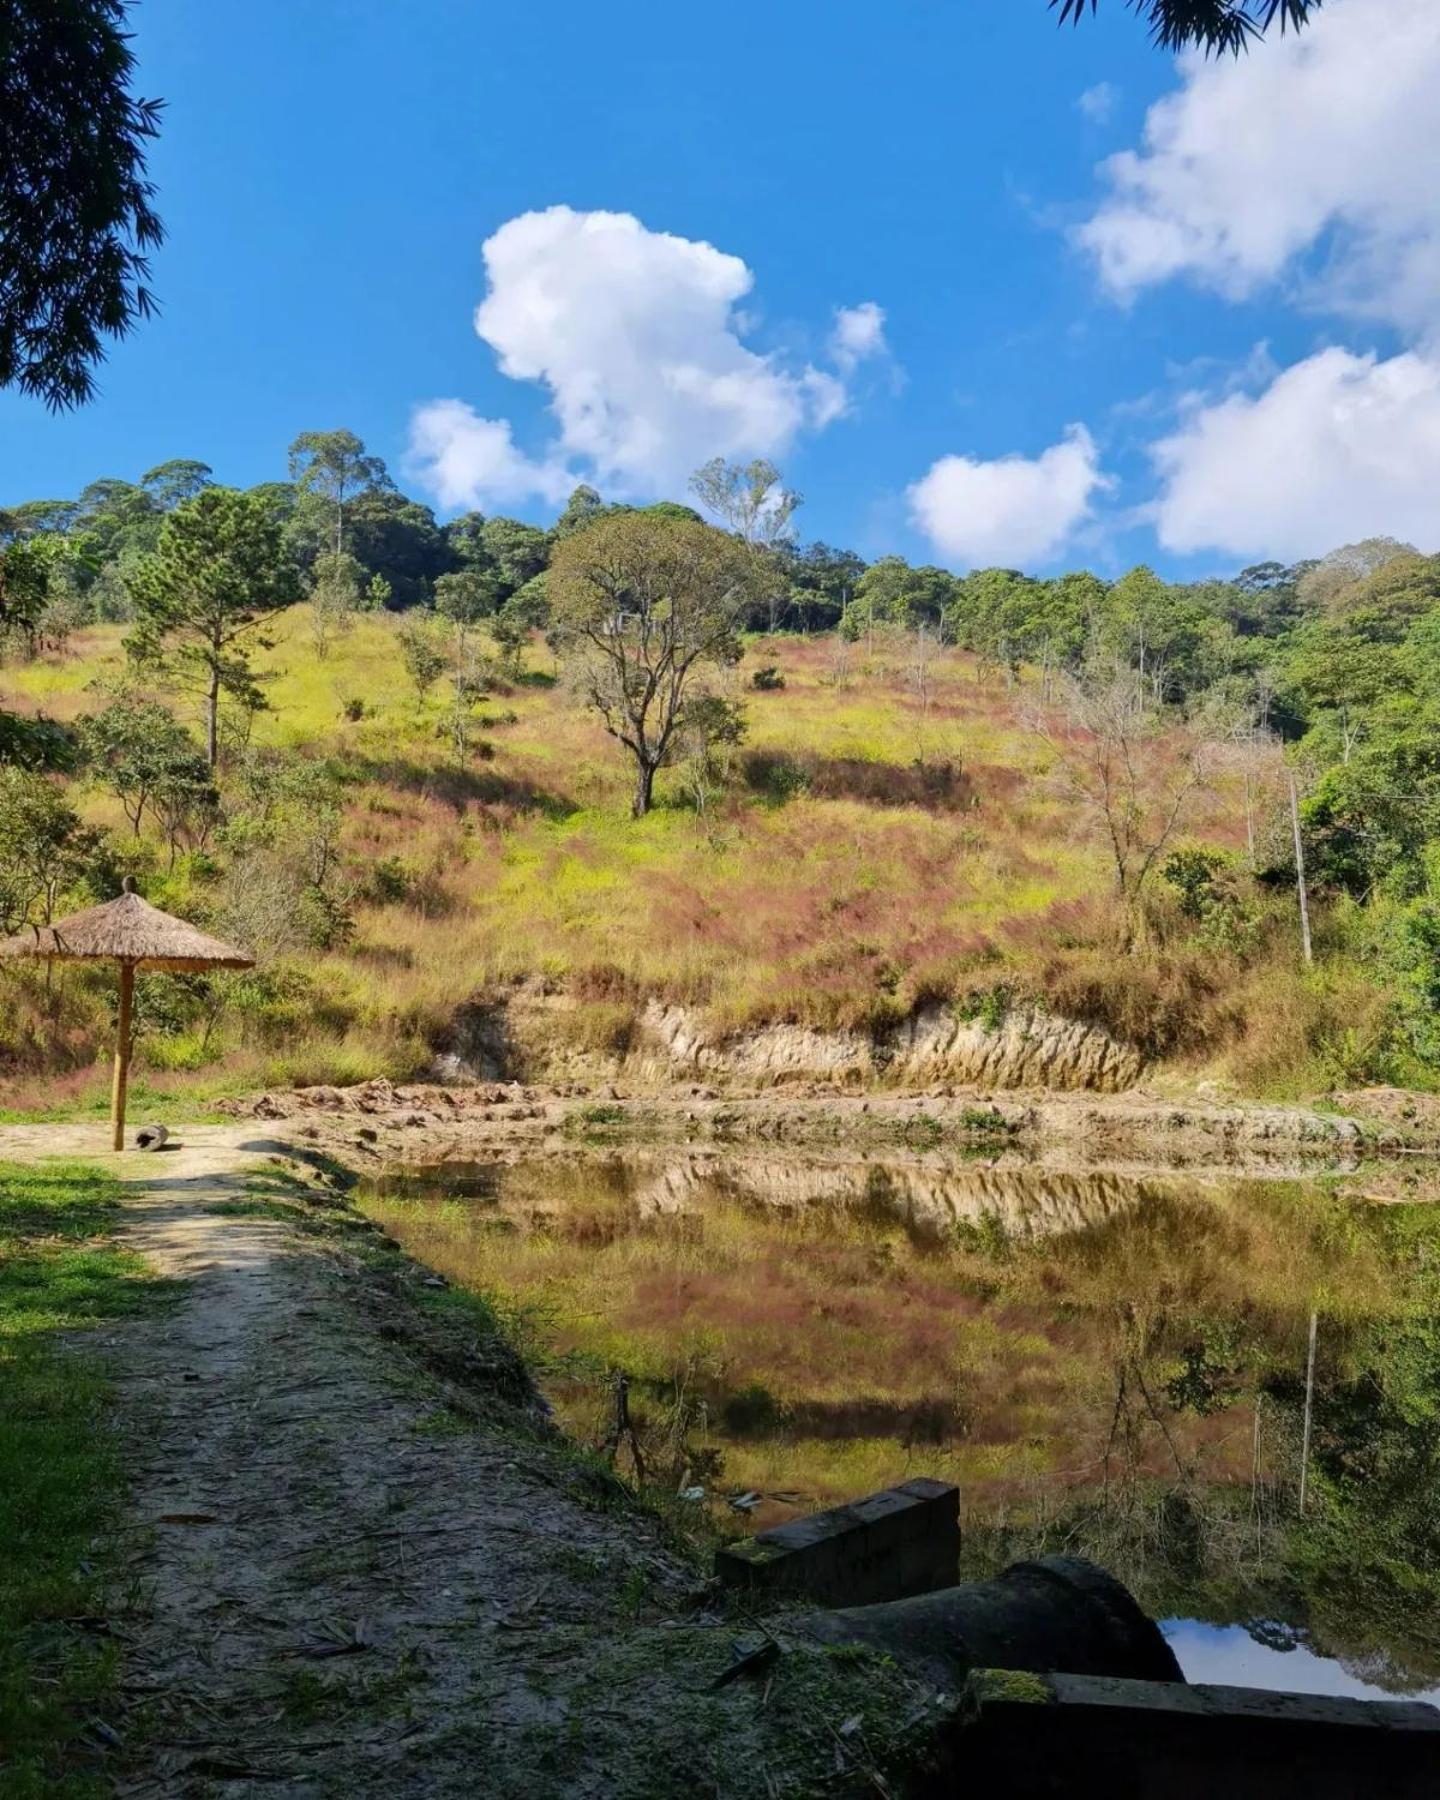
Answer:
0;879;253;1151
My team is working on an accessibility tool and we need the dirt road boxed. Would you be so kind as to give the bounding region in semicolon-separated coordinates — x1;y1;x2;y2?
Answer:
5;1125;683;1794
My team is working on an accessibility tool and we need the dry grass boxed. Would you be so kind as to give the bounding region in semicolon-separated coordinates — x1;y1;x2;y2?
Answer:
0;610;1355;1099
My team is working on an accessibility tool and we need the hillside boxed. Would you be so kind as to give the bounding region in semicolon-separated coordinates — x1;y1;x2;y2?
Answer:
0;601;1375;1113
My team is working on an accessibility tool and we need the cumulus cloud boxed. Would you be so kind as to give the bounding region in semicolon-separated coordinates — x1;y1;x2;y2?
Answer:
407;400;571;511
409;206;882;510
1152;347;1440;560
1076;81;1118;125
1078;0;1440;334
829;302;888;373
907;426;1108;569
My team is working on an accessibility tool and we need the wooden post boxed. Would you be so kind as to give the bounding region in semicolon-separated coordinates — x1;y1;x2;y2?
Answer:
111;959;135;1152
1298;1308;1318;1515
1288;769;1313;967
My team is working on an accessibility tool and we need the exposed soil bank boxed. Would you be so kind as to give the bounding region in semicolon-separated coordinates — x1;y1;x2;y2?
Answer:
438;995;1147;1093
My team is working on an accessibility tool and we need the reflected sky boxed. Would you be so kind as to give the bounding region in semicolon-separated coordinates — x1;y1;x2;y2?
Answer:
1163;1621;1440;1706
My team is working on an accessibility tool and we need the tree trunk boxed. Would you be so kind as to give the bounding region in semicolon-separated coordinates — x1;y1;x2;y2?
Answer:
632;759;657;818
205;665;221;769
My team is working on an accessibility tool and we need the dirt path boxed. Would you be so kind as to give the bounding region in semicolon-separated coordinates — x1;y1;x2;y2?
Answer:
4;1124;739;1797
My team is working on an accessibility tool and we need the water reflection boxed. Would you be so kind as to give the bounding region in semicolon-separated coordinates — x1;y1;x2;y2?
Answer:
361;1147;1440;1699
1163;1620;1440;1707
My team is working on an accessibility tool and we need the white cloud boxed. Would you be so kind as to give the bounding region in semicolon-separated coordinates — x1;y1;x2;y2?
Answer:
907;425;1108;569
1078;0;1440;334
1152;346;1440;560
408;206;882;510
830;302;888;373
1076;82;1118;126
407;400;571;511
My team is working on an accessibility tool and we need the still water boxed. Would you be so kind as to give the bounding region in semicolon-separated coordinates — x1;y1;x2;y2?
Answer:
360;1146;1440;1704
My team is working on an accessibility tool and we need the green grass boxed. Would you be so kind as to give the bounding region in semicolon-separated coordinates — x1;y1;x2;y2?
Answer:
0;1160;172;1796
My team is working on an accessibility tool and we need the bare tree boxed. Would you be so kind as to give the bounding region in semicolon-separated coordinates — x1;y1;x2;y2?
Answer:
689;457;801;632
908;622;939;764
1029;662;1215;947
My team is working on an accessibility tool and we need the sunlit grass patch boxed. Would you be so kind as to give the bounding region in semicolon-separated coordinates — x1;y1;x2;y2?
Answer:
0;1161;173;1795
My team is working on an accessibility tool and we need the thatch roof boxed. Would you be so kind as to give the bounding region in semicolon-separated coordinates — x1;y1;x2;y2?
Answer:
0;886;254;972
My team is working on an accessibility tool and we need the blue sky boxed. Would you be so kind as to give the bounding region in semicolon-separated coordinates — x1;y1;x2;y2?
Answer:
2;0;1436;580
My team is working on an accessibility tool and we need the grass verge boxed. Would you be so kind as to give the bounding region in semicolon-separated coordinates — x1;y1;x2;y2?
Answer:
0;1160;172;1797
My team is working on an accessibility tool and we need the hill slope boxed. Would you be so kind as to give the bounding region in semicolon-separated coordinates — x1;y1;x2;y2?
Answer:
0;609;1384;1112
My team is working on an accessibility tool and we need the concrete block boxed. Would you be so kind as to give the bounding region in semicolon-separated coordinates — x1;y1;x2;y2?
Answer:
944;1668;1440;1799
714;1478;958;1607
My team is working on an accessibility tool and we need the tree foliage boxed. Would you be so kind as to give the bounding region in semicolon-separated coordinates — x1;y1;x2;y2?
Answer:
549;511;754;816
125;488;301;766
1051;0;1321;53
0;0;164;408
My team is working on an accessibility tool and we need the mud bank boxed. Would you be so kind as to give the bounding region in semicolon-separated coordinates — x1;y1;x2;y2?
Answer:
221;1076;1417;1177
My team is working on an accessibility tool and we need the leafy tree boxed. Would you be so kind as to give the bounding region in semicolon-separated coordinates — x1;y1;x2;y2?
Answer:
308;551;365;658
676;689;748;821
1095;565;1237;701
72;475;160;567
5;498;81;537
443;510;490;569
947;567;1093;680
781;541;866;631
639;500;705;526
1297;538;1418;618
342;491;448;605
1226;562;1309;639
0;767;100;932
396;613;448;706
549;512;754;817
493;574;549;675
286;430;393;555
140;459;213;512
125;487;301;767
0;532;64;649
478;516;550;596
0;0;163;408
853;558;958;633
1285;626;1399;764
1051;0;1321;53
434;568;501;630
553;484;609;539
78;693;201;835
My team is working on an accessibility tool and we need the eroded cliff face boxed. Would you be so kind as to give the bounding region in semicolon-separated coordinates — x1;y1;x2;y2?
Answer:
443;994;1145;1094
617;1153;1151;1243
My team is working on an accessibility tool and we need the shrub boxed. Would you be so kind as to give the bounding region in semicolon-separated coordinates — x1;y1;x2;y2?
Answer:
367;856;412;903
741;748;812;804
751;665;785;691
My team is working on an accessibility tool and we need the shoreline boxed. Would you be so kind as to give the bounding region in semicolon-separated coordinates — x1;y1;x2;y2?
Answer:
217;1075;1440;1181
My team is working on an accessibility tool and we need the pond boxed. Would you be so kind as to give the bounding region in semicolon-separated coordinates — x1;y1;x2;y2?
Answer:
359;1145;1440;1704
